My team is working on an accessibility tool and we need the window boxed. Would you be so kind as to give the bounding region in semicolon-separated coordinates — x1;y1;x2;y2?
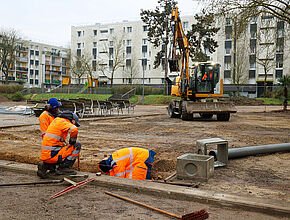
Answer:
110;28;114;34
126;59;131;69
249;70;256;78
93;42;97;47
52;57;56;65
276;54;283;68
100;30;108;33
35;60;39;66
109;48;113;59
92;48;97;55
30;60;34;65
126;46;131;54
30;79;33;84
225;41;231;55
35;51;39;56
30;69;34;75
77;49;81;57
275;70;283;78
127;27;132;33
250;39;256;54
109;60;113;71
35;46;39;50
143;25;148;31
30;50;34;55
93;30;97;36
142;39;147;45
226;18;232;25
224;70;231;78
250;61;256;69
92;61;96;71
77;31;81;37
77;43;81;49
109;41;114;47
224;56;231;70
183;22;188;29
35;70;39;75
35;79;39;85
127;40;132;46
225;26;232;40
276;38;284;52
30;45;34;49
142;45;148;57
251;17;257;23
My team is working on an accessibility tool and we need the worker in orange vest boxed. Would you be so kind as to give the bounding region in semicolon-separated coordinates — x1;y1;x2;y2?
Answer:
39;98;61;138
98;147;156;180
37;111;81;178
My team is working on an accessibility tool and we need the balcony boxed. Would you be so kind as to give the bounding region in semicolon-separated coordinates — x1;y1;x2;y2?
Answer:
45;79;61;84
51;62;61;66
16;67;28;72
17;47;28;52
17;57;28;62
46;71;61;76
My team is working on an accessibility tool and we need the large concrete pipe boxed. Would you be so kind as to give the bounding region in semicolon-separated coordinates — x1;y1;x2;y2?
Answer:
209;143;290;160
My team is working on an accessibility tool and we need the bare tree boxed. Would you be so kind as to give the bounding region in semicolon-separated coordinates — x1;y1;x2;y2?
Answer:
201;0;290;24
0;29;20;84
103;36;125;87
123;56;140;84
70;55;90;85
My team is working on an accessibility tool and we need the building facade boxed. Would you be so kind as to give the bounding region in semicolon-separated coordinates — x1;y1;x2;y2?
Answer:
71;15;289;97
1;40;70;89
71;17;194;86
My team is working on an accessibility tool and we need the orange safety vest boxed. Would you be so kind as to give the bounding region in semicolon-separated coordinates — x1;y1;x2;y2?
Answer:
108;147;155;180
39;110;55;138
41;117;78;163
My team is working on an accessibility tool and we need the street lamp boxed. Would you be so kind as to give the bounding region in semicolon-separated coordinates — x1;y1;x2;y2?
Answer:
138;58;149;105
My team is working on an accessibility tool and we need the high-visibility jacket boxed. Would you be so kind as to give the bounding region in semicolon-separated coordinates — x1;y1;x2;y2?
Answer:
39;110;55;138
104;147;156;180
41;117;78;163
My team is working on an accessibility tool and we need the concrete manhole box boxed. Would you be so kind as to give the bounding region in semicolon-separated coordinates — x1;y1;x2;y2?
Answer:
176;154;214;181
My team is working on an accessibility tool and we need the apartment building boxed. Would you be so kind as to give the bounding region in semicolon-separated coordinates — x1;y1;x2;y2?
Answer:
216;15;289;97
1;40;70;89
71;17;194;86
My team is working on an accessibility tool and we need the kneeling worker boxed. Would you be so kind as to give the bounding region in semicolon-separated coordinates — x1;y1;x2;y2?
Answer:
99;147;156;180
37;111;81;178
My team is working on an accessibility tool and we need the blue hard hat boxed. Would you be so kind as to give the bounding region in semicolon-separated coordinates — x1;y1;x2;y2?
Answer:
48;98;60;109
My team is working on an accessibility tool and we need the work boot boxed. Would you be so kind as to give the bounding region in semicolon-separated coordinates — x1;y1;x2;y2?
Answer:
56;167;77;175
37;162;49;179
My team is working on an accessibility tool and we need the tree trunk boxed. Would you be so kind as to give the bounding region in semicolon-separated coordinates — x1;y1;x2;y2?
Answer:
110;71;114;88
164;43;168;95
263;66;267;97
283;87;288;111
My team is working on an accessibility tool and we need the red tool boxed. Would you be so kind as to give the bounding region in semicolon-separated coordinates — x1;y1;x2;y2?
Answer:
105;191;209;220
51;178;94;199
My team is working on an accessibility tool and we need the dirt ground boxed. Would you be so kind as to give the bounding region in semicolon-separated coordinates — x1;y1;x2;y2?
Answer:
0;169;288;220
0;103;289;204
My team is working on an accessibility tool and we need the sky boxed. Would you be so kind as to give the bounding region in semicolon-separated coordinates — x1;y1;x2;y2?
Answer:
0;0;202;47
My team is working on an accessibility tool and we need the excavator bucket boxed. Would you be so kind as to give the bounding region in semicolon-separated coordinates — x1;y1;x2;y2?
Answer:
185;101;237;114
169;59;179;72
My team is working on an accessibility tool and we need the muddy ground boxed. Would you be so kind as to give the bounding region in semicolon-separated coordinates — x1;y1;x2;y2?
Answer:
1;169;288;220
0;103;289;204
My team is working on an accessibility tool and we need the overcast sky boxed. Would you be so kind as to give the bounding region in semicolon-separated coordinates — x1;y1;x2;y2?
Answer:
0;0;202;47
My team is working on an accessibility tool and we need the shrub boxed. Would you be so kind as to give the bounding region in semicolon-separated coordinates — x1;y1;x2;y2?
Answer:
0;84;23;94
11;91;24;101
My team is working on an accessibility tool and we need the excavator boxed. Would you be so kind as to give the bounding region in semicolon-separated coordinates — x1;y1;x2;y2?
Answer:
167;7;236;121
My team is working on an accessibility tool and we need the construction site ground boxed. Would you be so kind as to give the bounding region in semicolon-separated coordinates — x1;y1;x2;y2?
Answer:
0;101;289;218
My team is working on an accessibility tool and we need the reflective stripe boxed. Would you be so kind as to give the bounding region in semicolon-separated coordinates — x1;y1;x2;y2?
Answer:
43;111;54;117
45;133;64;142
41;146;62;151
68;125;77;133
71;150;79;155
114;155;130;162
115;171;126;177
41;131;46;135
66;155;78;160
128;148;134;179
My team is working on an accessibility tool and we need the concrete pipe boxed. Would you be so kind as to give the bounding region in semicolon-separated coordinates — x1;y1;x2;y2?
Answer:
209;143;290;160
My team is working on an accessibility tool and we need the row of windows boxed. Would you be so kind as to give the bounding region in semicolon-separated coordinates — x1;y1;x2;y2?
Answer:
77;25;149;37
224;69;283;79
29;79;39;85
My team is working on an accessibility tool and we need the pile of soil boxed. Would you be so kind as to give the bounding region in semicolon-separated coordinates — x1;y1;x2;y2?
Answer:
0;94;10;103
221;97;264;106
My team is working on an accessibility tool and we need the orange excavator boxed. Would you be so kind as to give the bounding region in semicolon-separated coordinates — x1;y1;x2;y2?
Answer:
167;7;236;121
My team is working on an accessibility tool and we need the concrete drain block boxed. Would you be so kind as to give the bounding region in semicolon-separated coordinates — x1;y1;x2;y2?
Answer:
177;154;214;181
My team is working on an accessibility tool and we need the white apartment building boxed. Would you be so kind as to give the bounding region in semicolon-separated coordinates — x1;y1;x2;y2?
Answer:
1;40;70;89
216;15;289;97
71;17;195;86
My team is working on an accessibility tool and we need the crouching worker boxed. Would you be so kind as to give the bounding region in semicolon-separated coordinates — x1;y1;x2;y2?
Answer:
37;111;81;179
98;147;156;180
